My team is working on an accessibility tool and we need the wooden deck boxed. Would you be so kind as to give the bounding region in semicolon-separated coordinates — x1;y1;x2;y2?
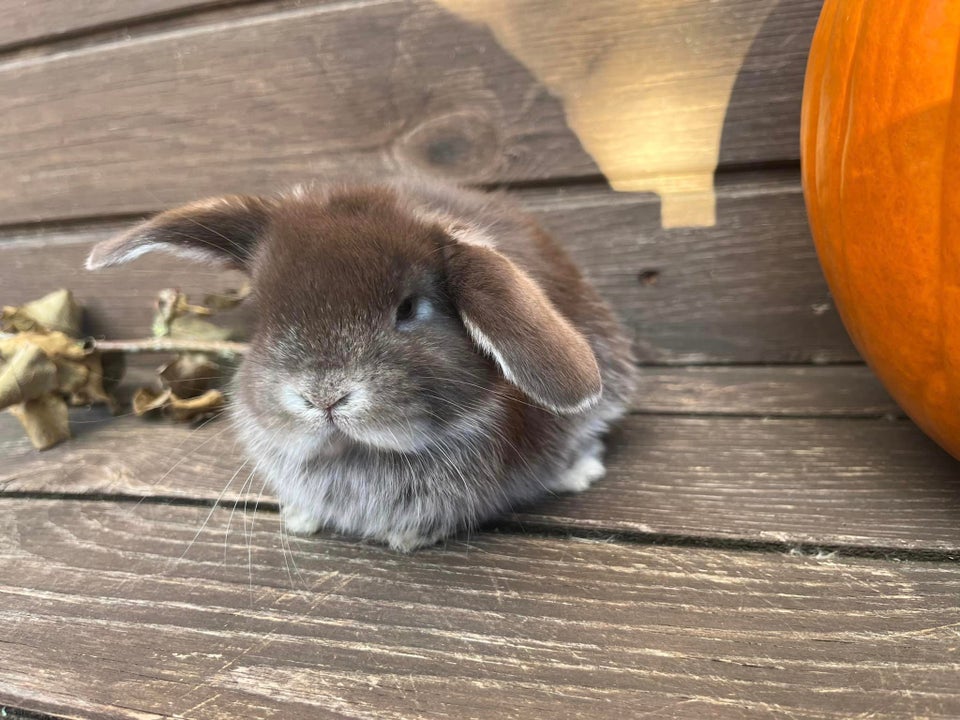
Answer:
2;1;959;718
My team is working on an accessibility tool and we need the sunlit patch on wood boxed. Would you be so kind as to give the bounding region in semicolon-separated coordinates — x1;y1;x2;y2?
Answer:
435;0;777;228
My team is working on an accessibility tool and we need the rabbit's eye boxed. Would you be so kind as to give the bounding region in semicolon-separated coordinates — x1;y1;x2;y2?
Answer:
395;296;417;326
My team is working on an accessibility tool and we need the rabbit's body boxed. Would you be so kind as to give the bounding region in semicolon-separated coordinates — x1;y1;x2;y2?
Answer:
235;403;612;551
87;176;635;551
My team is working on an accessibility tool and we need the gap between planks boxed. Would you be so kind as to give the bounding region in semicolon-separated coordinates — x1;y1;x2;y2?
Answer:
2;491;957;565
0;172;858;364
0;0;344;59
0;166;801;238
4;408;960;557
2;499;960;720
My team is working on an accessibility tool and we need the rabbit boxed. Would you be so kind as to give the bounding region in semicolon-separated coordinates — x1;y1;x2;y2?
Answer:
85;175;636;551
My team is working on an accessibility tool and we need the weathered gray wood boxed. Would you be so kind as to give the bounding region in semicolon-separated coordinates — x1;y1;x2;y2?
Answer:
1;499;958;720
3;402;959;552
0;0;820;224
531;414;960;552
635;365;900;417
0;220;250;342
30;362;906;422
0;175;857;363
0;0;236;50
526;173;856;363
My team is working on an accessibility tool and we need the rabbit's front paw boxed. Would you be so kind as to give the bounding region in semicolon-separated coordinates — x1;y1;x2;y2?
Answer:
281;504;324;535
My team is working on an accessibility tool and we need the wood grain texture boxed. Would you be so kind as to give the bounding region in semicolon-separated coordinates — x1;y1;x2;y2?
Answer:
0;0;237;51
3;404;959;552
525;174;856;363
2;499;959;720
0;175;857;363
435;0;820;228
0;0;821;224
634;365;900;417
0;220;250;342
532;415;960;552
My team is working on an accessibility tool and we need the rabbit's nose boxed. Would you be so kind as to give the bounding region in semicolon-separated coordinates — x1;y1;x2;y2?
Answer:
302;390;352;413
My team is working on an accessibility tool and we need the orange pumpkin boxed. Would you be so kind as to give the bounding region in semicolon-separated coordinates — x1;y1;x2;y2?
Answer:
801;1;960;459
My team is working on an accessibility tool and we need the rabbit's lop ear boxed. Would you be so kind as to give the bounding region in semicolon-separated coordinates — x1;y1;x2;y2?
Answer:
446;242;602;414
85;195;271;271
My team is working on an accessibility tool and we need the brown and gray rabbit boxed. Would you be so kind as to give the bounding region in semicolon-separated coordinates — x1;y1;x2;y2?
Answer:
86;176;636;551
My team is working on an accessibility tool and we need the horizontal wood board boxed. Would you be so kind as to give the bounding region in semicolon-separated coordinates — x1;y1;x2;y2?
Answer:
1;499;959;720
97;362;906;419
634;365;899;417
0;0;821;224
0;0;239;51
0;175;858;364
3;386;959;552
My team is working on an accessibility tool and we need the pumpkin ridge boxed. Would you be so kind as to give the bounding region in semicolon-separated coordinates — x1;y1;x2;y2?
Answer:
834;0;869;353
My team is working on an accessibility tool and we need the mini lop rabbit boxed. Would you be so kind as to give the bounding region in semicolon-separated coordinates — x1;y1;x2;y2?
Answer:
87;176;635;550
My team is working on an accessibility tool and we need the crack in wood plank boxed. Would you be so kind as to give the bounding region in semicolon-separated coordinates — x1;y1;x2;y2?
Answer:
1;500;958;719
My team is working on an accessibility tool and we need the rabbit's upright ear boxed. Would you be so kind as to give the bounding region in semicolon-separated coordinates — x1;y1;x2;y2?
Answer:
85;195;272;271
446;241;602;414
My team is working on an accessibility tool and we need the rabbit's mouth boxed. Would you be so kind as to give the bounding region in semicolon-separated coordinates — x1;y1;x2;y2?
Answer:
335;416;436;455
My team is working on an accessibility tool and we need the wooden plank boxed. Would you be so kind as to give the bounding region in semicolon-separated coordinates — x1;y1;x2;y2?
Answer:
3;404;959;552
1;499;958;720
0;221;250;342
0;1;235;51
525;174;856;363
634;365;900;417
1;363;902;420
0;175;858;363
531;415;960;552
0;0;821;224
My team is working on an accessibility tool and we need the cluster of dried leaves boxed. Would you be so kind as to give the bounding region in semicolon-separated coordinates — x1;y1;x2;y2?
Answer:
0;286;248;450
1;290;117;449
131;286;248;423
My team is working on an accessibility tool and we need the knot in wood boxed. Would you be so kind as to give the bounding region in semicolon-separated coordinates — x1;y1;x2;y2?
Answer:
393;110;500;180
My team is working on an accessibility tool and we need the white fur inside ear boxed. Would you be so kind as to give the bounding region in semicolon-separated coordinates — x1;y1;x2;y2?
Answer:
462;316;600;414
557;391;603;415
412;208;495;247
85;238;231;270
285;183;309;200
447;221;494;247
462;315;522;387
85;240;164;270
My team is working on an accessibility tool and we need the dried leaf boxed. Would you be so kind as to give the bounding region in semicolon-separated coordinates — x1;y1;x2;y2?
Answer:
151;287;238;343
0;331;87;362
132;386;224;422
22;289;82;335
152;289;180;337
168;315;234;342
1;306;44;333
69;353;116;409
55;357;89;394
159;353;220;398
0;289;121;449
166;389;225;422
132;386;172;416
178;298;213;317
98;351;126;395
9;394;70;450
152;288;216;337
0;344;59;408
203;285;251;311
